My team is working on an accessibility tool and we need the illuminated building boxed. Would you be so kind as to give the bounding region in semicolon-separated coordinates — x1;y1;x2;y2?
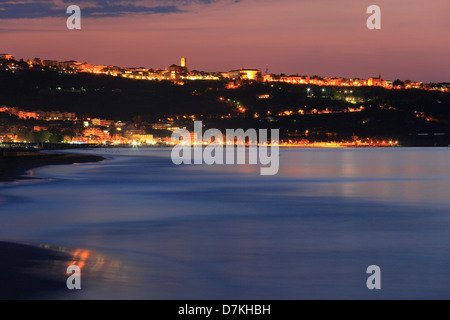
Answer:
228;68;262;81
309;78;325;85
92;118;113;127
0;54;14;60
0;107;67;120
151;122;180;131
18;111;38;119
83;127;111;142
278;76;310;84
132;134;154;143
168;58;189;76
125;129;146;138
59;60;82;70
368;75;384;86
384;80;393;88
328;78;343;86
352;79;368;86
42;60;59;67
404;80;422;89
33;126;48;131
263;74;274;82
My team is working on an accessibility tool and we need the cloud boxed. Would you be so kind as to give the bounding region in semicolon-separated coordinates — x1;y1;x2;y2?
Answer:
0;0;233;19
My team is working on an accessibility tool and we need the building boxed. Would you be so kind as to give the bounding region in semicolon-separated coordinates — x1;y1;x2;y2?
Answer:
327;78;343;86
0;54;14;60
33;126;49;132
368;75;384;86
279;76;310;84
151;122;180;131
42;60;59;67
228;68;262;81
167;58;189;77
91;118;113;127
404;80;422;89
18;111;39;119
38;111;75;121
33;58;42;65
352;79;368;86
132;134;154;143
59;60;82;70
83;127;111;142
124;129;146;139
168;64;188;74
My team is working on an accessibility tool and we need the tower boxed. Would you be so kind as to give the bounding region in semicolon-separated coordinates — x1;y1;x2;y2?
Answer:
181;57;186;68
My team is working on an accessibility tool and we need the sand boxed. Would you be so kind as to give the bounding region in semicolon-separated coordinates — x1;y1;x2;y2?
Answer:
0;241;74;299
0;150;106;299
0;150;105;181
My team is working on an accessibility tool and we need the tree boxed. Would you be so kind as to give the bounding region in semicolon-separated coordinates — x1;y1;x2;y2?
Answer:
49;134;64;144
393;79;404;87
36;131;51;143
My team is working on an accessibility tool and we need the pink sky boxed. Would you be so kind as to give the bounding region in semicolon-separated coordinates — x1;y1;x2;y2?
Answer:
1;0;449;82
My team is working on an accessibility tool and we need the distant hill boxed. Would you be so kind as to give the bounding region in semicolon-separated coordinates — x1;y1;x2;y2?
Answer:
1;69;449;146
0;70;229;121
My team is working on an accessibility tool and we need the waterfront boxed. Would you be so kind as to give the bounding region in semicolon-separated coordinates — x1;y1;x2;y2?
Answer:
0;148;449;299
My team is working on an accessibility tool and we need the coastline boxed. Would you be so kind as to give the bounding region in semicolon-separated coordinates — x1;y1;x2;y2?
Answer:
0;150;106;182
0;150;107;299
0;241;73;299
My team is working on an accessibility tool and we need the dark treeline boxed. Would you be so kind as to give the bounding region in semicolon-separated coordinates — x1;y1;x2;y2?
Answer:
0;70;229;121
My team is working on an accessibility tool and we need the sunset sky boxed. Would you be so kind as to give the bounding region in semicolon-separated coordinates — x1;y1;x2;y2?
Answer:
1;0;449;82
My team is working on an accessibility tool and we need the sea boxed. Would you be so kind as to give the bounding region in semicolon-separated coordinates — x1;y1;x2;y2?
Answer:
0;147;449;299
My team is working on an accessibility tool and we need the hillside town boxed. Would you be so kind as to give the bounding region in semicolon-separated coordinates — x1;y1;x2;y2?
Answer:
1;54;448;147
1;54;448;91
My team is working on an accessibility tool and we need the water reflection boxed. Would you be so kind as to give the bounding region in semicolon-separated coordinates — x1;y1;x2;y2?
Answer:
35;243;128;284
0;147;449;299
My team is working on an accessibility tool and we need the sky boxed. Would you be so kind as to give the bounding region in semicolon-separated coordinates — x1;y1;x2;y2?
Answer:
0;0;449;82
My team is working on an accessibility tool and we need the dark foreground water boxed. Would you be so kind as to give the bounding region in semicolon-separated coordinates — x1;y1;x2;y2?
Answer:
0;147;449;299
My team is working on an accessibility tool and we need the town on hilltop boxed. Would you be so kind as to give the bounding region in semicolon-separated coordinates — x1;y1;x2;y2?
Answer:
1;54;448;91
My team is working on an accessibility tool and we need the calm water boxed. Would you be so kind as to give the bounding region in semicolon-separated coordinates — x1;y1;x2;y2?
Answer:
0;147;449;299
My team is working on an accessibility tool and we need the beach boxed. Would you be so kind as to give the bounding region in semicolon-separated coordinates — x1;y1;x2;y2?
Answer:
0;241;73;299
0;149;106;182
0;149;106;299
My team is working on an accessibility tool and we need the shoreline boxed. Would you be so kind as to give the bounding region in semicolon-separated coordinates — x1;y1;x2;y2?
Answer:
0;150;106;182
0;151;107;299
0;241;73;299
